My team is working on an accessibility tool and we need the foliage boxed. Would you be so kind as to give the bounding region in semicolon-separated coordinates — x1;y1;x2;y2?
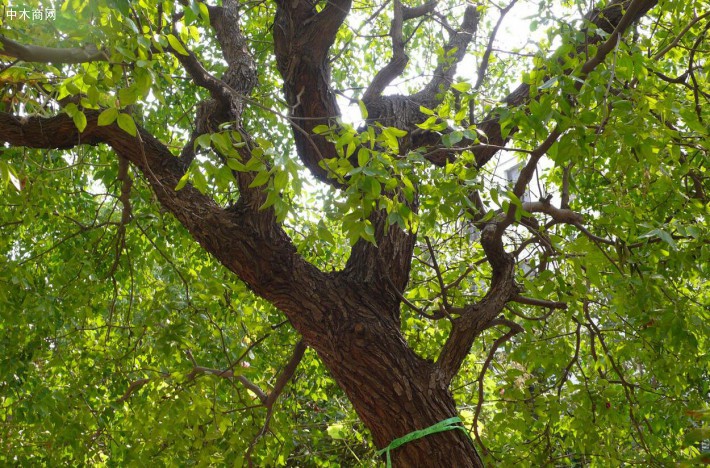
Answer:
0;0;708;466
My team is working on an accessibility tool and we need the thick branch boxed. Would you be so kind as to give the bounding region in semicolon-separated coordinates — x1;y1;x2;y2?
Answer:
184;1;257;135
273;0;353;182
402;1;437;20
343;209;417;319
362;0;408;103
0;35;106;63
364;4;480;137
343;6;481;307
436;224;517;383
363;0;439;102
521;201;584;224
0;111;333;345
413;5;479;106
170;1;261;202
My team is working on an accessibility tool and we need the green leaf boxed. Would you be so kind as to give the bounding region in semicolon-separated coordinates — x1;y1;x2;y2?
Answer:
191;166;208;193
312;125;331;135
539;76;558;90
451;81;471;92
72;111;87;132
194;133;212;150
97;108;119;126
656;229;678;250
211;132;234;155
87;85;99;105
363;176;381;198
684;428;710;445
327;423;347;440
167;34;189;56
358;100;368;119
226;157;246;171
442;130;463;148
362;222;377;245
64;102;78;117
273;170;288;191
381;127;406;153
198;2;210;23
639;228;678;250
249;170;270;188
118;87;139;106
117;113;138;136
0;161;21;191
357;148;370;167
175;171;190;190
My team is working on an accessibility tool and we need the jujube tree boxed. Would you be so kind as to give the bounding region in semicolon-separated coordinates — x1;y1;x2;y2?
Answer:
0;0;708;465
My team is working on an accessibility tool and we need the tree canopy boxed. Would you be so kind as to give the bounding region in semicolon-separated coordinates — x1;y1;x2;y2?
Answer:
0;0;708;465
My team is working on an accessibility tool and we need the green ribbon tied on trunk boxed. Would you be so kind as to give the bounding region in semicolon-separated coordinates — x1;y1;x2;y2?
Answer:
376;416;473;467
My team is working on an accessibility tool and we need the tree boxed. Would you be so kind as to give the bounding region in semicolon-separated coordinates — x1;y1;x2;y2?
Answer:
0;0;708;465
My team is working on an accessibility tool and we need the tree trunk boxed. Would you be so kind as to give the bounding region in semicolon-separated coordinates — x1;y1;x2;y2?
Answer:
282;280;483;467
327;335;482;466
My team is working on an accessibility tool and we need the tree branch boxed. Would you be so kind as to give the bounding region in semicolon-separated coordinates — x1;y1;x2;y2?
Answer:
0;35;107;63
474;0;518;92
273;0;353;182
362;0;440;102
264;340;307;408
386;275;443;320
362;0;408;103
572;222;617;246
413;5;479;106
364;4;480;139
424;236;452;311
402;1;437;21
422;0;660;167
117;340;306;408
116;378;151;403
496;0;656;234
511;294;567;310
0;111;334;346
245;340;308;466
521;201;584;224
167;38;233;104
436;223;517;383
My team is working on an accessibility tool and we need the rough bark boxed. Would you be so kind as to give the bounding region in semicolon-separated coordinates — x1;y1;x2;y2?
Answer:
273;0;352;182
313;285;484;466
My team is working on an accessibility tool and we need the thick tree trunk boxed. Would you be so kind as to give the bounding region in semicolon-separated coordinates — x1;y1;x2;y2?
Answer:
279;279;483;467
324;331;483;467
